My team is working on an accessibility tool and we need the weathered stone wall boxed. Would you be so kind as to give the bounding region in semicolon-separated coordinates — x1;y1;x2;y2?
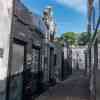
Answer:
0;0;13;99
96;46;100;100
98;46;100;70
54;43;62;82
72;47;86;70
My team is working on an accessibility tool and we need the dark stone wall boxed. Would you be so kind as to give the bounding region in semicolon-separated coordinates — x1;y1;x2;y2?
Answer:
7;0;44;100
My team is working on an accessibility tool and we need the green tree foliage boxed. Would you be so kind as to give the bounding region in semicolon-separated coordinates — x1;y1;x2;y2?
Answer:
55;36;64;46
63;32;77;45
56;32;90;46
55;32;77;46
78;32;90;45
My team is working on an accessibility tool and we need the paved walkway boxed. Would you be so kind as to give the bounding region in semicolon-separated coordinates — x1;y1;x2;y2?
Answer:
36;71;90;100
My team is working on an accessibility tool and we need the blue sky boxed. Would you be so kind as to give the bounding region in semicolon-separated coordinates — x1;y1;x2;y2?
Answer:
21;0;87;36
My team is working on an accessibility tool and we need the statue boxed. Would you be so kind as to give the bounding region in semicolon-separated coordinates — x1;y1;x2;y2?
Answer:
43;5;57;41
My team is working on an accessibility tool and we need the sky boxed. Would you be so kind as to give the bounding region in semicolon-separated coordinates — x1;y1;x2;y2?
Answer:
21;0;88;36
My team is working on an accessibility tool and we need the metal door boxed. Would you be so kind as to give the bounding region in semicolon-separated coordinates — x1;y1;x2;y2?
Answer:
49;48;54;82
8;42;25;100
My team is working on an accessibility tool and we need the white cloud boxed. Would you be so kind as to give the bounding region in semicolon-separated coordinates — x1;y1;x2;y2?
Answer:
54;0;87;13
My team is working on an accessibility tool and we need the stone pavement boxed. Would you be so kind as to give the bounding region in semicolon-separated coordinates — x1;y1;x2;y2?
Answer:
96;70;100;100
35;71;90;100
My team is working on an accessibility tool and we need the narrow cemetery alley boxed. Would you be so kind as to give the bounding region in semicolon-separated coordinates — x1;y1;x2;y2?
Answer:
0;0;100;100
36;71;90;100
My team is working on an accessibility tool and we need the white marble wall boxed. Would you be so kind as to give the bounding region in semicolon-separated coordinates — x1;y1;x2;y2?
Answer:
0;0;13;99
72;47;86;70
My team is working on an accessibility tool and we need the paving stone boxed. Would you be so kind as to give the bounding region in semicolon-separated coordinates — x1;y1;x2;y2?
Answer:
35;71;90;100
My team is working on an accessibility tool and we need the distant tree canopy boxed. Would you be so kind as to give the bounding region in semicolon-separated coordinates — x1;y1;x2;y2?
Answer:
77;32;90;45
55;32;77;46
55;32;91;46
55;36;64;46
63;32;77;45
